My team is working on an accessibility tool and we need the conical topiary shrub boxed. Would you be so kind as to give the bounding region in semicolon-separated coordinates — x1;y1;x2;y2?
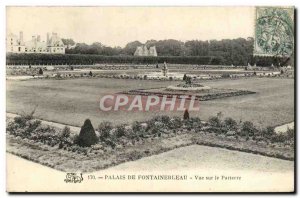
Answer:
77;119;98;147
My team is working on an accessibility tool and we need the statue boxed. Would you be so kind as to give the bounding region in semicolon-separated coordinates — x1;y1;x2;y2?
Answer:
162;61;168;77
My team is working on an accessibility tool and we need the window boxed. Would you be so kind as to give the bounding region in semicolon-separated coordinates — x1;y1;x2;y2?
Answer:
18;47;21;52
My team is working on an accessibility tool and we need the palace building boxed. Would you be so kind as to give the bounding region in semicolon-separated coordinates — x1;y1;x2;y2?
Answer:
134;45;157;56
6;32;65;54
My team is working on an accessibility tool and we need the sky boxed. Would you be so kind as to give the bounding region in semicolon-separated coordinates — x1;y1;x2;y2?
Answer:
6;7;255;47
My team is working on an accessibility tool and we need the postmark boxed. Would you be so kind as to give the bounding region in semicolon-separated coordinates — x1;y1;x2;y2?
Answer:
254;7;294;57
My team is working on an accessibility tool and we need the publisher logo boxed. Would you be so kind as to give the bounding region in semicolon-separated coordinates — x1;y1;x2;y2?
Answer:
64;173;83;183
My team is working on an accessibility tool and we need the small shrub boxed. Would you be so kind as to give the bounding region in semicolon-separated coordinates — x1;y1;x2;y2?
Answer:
128;150;144;161
132;121;146;137
25;119;41;133
132;121;142;132
72;134;80;144
271;133;287;143
60;126;71;138
208;116;222;128
146;120;165;135
59;126;72;148
98;121;113;140
105;139;116;149
261;126;275;138
115;124;126;138
241;121;257;137
286;128;294;140
58;142;64;149
221;73;230;78
190;117;202;129
39;68;43;75
7;121;19;132
160;115;171;125
224;117;238;131
14;113;34;128
168;116;182;129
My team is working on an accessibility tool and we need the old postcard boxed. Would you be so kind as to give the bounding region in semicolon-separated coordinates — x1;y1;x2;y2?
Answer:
6;6;295;192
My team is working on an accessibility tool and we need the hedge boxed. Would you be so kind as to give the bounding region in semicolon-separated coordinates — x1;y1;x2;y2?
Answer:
6;53;220;65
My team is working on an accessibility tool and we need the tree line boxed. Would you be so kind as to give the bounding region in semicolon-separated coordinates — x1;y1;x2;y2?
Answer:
6;37;292;66
62;37;292;66
6;53;289;66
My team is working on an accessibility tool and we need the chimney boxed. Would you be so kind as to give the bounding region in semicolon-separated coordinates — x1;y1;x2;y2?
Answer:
37;35;41;42
52;32;57;38
47;32;50;45
32;36;37;45
19;31;23;45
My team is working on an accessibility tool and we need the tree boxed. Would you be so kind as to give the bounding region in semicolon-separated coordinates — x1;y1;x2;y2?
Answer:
38;68;43;75
155;39;184;56
123;41;143;55
183;109;190;120
77;119;98;147
61;38;75;46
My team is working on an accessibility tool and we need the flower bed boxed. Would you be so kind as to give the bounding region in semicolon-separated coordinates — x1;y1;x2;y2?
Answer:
6;113;294;172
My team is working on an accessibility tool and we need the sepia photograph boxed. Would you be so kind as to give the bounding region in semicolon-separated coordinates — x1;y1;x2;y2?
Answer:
4;5;295;193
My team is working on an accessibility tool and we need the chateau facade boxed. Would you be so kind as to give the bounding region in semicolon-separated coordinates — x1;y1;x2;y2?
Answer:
6;32;65;54
134;45;157;57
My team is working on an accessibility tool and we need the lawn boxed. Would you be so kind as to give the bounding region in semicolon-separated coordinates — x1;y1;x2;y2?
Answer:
6;77;294;128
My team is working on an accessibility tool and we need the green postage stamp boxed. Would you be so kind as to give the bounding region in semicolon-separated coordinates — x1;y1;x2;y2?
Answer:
254;7;294;57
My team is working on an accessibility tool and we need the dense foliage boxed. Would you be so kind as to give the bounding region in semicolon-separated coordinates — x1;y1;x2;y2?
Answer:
6;37;292;66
